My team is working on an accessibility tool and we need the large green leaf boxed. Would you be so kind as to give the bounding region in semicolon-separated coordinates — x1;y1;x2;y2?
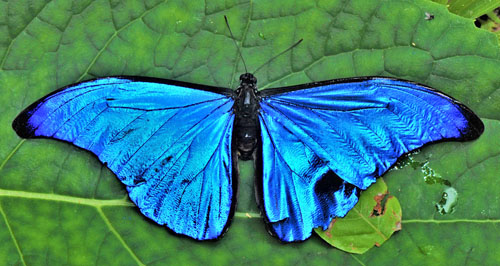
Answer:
1;0;499;265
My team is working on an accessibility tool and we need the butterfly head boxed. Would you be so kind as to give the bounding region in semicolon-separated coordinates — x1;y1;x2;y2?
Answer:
236;73;259;107
239;73;257;88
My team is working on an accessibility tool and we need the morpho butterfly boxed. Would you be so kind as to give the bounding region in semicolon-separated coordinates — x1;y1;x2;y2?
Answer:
12;19;484;242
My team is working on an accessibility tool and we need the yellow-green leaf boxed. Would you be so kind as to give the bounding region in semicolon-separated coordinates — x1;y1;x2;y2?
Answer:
316;179;402;254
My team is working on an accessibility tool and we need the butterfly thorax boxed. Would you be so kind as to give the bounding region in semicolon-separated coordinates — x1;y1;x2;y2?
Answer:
234;73;260;160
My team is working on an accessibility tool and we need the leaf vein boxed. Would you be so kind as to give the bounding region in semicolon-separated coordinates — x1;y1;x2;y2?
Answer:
352;207;388;240
0;0;51;70
0;139;25;172
76;0;167;82
0;202;27;266
97;207;145;266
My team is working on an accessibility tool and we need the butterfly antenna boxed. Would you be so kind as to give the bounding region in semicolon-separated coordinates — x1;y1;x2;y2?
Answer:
253;38;303;75
224;16;248;73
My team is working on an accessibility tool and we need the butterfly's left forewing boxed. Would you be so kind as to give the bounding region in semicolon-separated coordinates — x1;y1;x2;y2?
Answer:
13;77;237;240
257;77;483;242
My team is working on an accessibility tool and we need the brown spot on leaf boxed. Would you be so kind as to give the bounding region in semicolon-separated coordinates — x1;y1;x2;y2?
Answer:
375;242;381;247
392;210;402;219
371;191;389;217
325;218;337;238
328;218;337;229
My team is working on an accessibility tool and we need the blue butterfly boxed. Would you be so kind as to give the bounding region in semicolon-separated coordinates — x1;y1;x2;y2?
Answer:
12;73;483;242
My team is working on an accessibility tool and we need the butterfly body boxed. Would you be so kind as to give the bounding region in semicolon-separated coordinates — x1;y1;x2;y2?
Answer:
234;73;260;160
13;75;483;242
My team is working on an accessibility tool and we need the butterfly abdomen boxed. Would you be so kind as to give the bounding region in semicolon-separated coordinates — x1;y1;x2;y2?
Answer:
234;73;260;160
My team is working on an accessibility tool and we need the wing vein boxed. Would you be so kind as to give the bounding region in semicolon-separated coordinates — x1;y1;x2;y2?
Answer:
175;115;233;217
383;84;461;132
108;111;149;143
260;116;306;225
108;96;230;111
115;108;181;174
143;101;233;192
261;101;372;170
42;81;125;102
72;106;110;144
266;97;386;112
35;87;106;131
51;96;107;137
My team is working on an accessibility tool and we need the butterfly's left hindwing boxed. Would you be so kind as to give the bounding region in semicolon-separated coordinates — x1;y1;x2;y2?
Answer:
257;77;483;242
13;77;237;240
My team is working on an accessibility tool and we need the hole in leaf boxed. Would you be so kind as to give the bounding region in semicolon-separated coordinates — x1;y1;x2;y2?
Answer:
436;187;458;214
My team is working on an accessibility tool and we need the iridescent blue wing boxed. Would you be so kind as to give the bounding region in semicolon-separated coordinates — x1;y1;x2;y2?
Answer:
257;77;483;242
13;77;237;240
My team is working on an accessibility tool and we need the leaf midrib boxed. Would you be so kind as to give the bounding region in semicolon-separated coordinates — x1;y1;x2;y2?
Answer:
0;188;133;207
351;207;389;241
1;188;499;224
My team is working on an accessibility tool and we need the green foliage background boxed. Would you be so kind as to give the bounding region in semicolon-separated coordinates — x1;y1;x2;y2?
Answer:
1;0;499;265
